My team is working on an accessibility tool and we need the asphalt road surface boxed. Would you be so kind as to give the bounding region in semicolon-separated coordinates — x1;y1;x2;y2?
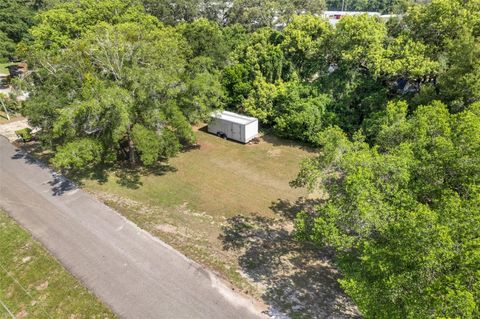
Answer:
0;136;264;319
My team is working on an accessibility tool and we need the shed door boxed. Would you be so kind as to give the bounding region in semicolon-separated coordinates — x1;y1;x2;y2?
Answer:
231;123;241;141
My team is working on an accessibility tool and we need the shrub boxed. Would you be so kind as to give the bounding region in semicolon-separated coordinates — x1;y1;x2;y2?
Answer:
15;128;32;142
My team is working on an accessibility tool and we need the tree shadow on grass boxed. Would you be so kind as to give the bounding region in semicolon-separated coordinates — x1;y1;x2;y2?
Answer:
113;162;177;189
70;162;178;190
260;133;318;154
220;198;360;319
55;160;177;190
13;140;178;192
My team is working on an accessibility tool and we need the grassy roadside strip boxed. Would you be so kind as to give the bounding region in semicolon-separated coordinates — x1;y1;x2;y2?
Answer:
0;209;116;319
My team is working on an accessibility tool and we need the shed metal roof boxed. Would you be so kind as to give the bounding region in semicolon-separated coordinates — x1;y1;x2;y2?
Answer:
211;110;257;125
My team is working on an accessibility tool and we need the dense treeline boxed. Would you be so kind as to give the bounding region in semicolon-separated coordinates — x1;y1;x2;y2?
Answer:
290;1;480;318
294;101;480;318
326;0;430;13
1;0;479;317
222;0;479;141
142;0;326;28
0;0;39;60
0;0;429;62
0;0;431;62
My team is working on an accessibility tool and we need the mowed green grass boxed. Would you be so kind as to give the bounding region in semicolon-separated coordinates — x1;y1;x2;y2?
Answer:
86;128;314;217
0;210;115;319
84;127;316;293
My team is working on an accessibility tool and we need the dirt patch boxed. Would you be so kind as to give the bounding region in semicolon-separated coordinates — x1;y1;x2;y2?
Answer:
154;224;190;237
94;191;151;215
36;281;49;291
0;118;30;141
220;199;361;319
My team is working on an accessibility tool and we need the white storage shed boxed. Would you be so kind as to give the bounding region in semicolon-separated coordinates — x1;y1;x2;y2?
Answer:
208;111;258;143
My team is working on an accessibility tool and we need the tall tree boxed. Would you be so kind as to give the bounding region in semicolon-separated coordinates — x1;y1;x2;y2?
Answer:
28;0;153;52
142;0;202;25
404;0;480;111
281;14;333;79
0;31;16;61
24;19;195;169
0;0;35;43
293;101;480;318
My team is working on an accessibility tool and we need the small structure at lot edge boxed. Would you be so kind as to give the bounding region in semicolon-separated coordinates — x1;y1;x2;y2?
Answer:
208;110;258;143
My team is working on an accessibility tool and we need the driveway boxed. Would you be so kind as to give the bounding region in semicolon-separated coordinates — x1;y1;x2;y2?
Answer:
0;136;264;319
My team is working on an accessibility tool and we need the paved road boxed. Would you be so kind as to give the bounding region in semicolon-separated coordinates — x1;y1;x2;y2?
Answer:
0;137;264;319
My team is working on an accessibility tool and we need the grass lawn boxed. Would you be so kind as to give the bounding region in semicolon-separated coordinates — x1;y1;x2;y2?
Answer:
0;210;115;319
84;128;314;283
81;128;359;317
20;126;358;317
87;128;314;216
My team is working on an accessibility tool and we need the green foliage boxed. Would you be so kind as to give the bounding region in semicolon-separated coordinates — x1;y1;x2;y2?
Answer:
0;0;41;60
131;124;161;166
179;58;226;123
334;15;387;76
281;14;333;79
176;19;228;122
142;0;203;25
325;0;421;13
226;0;326;30
435;32;480;112
273;82;332;143
24;5;197;169
142;0;326;29
0;31;16;61
15;127;32;142
236;28;287;83
405;0;478;56
177;18;228;66
0;0;35;43
28;0;155;51
51;138;104;170
403;0;480;110
219;11;442;139
293;101;480;318
222;63;254;107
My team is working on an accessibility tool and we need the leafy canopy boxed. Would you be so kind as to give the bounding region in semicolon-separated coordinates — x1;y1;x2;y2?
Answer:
24;11;195;169
293;101;480;318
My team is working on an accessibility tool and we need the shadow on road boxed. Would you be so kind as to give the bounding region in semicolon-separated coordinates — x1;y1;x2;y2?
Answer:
11;148;77;196
11;142;178;191
49;174;76;196
220;198;360;319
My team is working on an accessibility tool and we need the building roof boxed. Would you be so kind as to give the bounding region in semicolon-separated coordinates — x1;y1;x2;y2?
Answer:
211;110;257;125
